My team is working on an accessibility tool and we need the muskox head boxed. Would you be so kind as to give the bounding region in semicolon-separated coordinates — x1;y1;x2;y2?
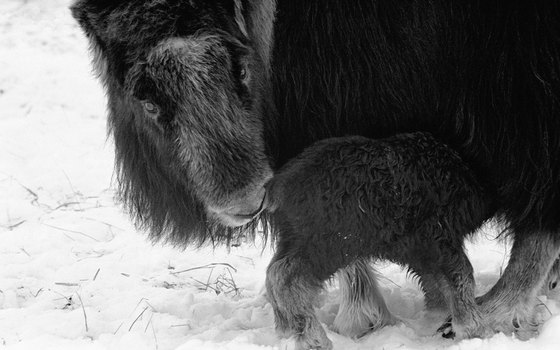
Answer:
71;0;276;244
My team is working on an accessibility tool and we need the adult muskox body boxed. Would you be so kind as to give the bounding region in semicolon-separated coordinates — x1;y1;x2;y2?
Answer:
71;0;560;345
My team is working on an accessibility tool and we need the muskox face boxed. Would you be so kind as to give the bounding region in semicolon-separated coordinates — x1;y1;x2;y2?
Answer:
71;0;274;243
129;33;271;226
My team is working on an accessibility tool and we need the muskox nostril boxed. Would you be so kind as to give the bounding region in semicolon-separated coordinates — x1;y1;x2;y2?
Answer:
550;280;558;290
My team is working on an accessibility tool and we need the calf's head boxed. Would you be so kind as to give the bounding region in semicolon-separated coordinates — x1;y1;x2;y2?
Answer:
71;0;274;243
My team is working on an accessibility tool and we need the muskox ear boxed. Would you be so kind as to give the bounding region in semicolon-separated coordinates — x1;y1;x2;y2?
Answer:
70;0;100;34
70;0;112;81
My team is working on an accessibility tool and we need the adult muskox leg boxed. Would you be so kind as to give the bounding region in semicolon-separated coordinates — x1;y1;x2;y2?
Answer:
266;251;333;350
332;259;396;338
475;234;560;338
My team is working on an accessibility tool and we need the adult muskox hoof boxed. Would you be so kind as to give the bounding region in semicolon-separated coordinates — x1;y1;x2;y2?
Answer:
436;317;454;339
478;296;541;339
436;319;490;340
436;311;492;340
437;307;540;340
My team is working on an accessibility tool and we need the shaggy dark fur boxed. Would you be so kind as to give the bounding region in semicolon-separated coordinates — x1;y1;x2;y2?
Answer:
71;0;274;245
265;132;493;348
71;0;560;341
269;0;560;339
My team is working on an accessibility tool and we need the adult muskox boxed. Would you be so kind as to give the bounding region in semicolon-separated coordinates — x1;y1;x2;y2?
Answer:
71;0;560;345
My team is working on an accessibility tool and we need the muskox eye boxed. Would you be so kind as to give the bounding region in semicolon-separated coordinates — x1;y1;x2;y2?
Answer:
239;63;250;85
142;101;159;117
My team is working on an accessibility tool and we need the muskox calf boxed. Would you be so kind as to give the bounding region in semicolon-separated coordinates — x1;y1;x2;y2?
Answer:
265;132;493;349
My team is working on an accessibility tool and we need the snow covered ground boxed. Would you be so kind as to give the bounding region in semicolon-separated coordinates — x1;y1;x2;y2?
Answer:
1;1;559;349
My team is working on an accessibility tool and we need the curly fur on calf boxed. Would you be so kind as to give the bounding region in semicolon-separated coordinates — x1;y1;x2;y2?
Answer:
265;132;493;348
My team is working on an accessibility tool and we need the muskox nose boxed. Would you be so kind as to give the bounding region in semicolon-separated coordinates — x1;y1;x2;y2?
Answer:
210;187;269;227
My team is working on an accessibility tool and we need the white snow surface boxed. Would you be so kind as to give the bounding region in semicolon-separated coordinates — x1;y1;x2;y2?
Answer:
1;1;559;349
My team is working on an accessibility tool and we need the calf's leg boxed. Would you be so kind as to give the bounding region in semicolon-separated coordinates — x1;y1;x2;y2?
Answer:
409;242;485;339
266;250;333;350
437;247;488;339
332;259;396;338
417;272;449;311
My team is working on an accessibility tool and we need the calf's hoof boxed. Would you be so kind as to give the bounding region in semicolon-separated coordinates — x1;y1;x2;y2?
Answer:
281;334;333;350
332;307;396;338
